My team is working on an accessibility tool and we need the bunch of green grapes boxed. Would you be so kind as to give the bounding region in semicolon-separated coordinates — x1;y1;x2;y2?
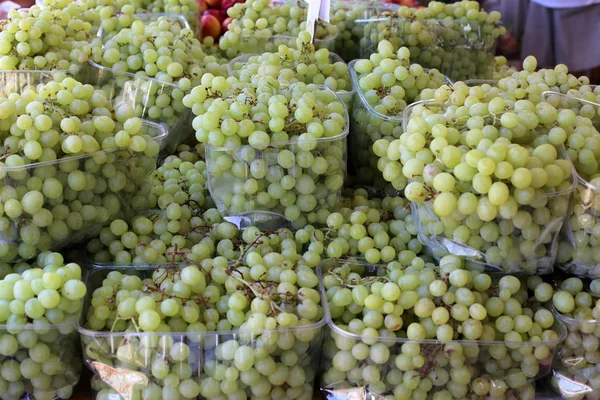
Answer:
184;78;347;225
0;5;102;71
547;277;600;399
85;207;236;265
0;75;163;261
229;32;353;107
329;0;399;62
371;57;576;273
148;154;211;213
81;227;327;399
359;0;506;81
321;257;561;400
323;193;422;264
219;0;338;58
0;252;86;400
351;40;447;191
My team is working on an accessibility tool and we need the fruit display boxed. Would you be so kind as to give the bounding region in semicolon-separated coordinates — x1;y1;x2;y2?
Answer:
7;0;600;399
320;258;563;399
548;277;600;399
0;72;166;261
357;0;506;81
0;252;86;400
349;40;448;190
219;0;338;59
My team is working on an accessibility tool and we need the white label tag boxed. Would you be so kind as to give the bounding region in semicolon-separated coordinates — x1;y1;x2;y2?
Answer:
319;0;330;22
305;0;320;42
108;395;121;400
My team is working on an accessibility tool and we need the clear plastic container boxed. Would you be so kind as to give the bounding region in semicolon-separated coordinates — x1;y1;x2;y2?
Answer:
0;315;83;400
87;61;194;157
228;52;355;111
357;16;500;81
317;259;566;400
0;88;166;264
204;85;349;227
237;32;337;55
77;266;326;400
0;65;95;96
543;93;600;278
330;0;399;62
550;307;600;400
402;99;575;274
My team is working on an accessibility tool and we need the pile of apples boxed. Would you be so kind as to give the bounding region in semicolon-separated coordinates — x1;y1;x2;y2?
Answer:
198;0;243;40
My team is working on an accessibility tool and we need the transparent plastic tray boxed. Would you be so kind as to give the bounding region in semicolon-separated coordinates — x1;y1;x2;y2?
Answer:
551;307;600;399
357;17;500;81
204;85;349;228
0;65;95;96
544;92;600;278
330;0;399;62
237;32;337;54
318;259;567;399
228;52;355;110
87;61;194;157
0;74;166;265
402;99;575;274
77;266;326;400
0;315;83;400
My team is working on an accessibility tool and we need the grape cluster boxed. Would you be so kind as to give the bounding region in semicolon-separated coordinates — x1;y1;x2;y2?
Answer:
350;41;448;190
321;257;562;400
359;0;506;82
229;32;353;108
0;5;102;71
329;0;399;62
81;227;325;399
0;75;164;261
378;59;583;273
219;0;338;58
0;252;86;400
184;79;348;225
548;277;600;399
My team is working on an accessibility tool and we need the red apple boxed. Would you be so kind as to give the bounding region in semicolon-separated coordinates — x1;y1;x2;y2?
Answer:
201;14;221;40
205;0;221;9
203;9;225;23
222;17;233;33
196;0;207;13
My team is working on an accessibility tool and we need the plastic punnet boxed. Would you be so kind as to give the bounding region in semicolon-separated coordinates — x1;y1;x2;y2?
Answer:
357;16;500;81
94;14;196;155
0;69;167;262
204;85;349;227
329;0;399;62
77;266;326;400
227;52;355;110
318;258;566;400
0;315;83;400
401;99;576;274
551;306;600;400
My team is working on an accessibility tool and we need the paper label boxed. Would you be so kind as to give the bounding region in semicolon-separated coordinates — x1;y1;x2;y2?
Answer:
305;0;320;41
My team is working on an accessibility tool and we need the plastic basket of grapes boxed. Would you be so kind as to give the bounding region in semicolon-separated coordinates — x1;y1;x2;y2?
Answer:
204;84;349;228
0;316;83;400
329;0;400;62
227;52;355;111
77;265;326;400
347;60;450;191
0;67;166;262
357;16;500;82
550;304;600;400
401;98;576;275
94;14;196;156
541;93;600;278
317;258;566;400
